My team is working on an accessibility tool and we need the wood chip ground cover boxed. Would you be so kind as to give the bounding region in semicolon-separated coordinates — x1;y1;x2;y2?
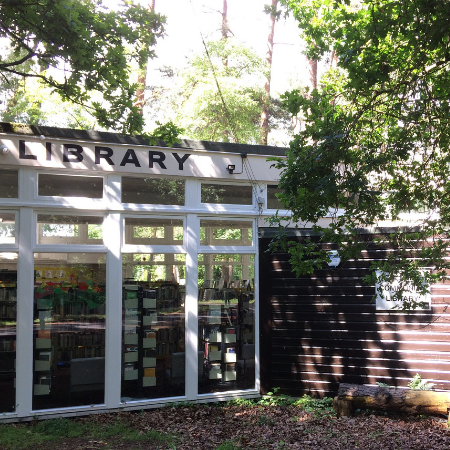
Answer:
0;403;449;449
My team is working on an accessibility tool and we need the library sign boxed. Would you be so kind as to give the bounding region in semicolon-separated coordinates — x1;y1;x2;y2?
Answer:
0;136;280;181
375;270;431;310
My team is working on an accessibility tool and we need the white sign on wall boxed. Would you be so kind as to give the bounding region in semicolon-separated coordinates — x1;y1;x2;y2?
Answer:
327;250;341;268
375;270;431;310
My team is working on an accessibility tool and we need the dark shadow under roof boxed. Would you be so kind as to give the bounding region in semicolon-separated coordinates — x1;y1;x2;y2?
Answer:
0;123;288;157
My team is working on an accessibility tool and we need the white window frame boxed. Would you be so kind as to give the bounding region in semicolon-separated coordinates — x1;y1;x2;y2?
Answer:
120;174;187;210
36;212;106;247
199;181;260;212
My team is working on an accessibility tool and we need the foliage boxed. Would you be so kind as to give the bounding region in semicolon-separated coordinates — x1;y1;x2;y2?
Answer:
0;0;165;135
271;0;450;307
376;382;392;388
145;120;184;147
227;391;334;417
173;38;267;144
408;374;435;391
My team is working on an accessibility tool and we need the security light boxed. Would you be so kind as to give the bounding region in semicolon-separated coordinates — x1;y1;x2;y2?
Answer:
226;164;236;174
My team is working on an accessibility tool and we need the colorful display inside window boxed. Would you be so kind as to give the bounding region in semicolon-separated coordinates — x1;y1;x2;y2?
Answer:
32;253;106;410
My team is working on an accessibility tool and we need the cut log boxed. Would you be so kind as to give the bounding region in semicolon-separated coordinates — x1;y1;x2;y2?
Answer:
334;383;450;418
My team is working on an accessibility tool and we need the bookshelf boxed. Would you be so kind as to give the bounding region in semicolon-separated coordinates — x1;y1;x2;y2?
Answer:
0;277;17;412
122;281;185;399
198;279;255;391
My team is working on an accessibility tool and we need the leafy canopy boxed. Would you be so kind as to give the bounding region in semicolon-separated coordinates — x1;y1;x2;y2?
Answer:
175;39;268;144
272;0;450;308
0;0;165;134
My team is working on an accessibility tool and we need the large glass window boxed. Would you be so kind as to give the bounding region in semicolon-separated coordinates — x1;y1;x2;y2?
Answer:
37;215;103;245
200;220;253;246
124;218;183;245
122;177;185;205
0;169;18;198
0;253;17;413
198;254;255;394
267;185;284;210
38;174;103;198
201;184;253;205
0;213;16;244
32;253;106;410
121;253;186;401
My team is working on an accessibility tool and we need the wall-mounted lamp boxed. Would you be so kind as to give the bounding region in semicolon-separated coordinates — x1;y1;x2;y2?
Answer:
226;164;236;174
0;145;9;155
226;153;247;175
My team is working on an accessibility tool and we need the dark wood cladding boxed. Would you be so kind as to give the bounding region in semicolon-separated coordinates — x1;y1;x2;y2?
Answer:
259;234;450;398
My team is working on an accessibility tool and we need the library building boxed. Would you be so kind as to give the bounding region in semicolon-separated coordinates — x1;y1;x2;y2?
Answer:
3;123;450;422
0;123;287;420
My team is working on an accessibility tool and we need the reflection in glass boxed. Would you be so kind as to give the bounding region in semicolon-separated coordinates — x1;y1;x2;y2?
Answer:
32;253;106;410
201;184;253;205
124;218;183;245
38;174;103;198
198;254;255;394
0;213;16;244
121;253;186;401
200;220;253;246
0;170;18;198
122;177;185;205
0;253;17;412
267;185;284;210
37;215;103;245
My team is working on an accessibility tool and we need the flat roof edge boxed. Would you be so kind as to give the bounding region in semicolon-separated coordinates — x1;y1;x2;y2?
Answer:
0;123;288;157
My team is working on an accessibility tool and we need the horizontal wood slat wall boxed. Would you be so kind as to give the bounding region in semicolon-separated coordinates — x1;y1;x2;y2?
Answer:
258;234;450;398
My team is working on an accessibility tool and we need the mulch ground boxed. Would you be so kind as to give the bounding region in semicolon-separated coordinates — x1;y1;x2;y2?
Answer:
16;403;450;450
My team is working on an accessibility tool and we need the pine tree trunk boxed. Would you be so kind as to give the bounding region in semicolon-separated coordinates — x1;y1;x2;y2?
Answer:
136;0;156;114
260;0;278;146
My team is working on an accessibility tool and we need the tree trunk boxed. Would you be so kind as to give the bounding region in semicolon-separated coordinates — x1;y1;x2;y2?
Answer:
136;0;156;114
260;0;278;146
334;383;450;418
308;57;317;91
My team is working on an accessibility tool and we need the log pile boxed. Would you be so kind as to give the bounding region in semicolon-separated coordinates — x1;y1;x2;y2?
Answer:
334;383;450;418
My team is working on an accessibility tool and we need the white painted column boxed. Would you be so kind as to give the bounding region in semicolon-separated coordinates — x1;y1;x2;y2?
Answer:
254;220;260;393
103;175;123;408
16;207;34;417
185;213;199;400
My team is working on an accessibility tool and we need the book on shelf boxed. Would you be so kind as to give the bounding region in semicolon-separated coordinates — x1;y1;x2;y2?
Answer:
144;368;155;377
226;347;236;354
38;329;50;339
124;363;135;372
38;351;51;361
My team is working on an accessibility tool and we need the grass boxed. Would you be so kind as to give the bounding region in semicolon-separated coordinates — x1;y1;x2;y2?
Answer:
0;416;177;450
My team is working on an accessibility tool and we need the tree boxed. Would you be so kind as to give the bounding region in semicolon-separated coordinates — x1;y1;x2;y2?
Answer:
272;0;450;308
135;0;157;116
0;0;165;134
260;1;281;145
175;38;268;143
